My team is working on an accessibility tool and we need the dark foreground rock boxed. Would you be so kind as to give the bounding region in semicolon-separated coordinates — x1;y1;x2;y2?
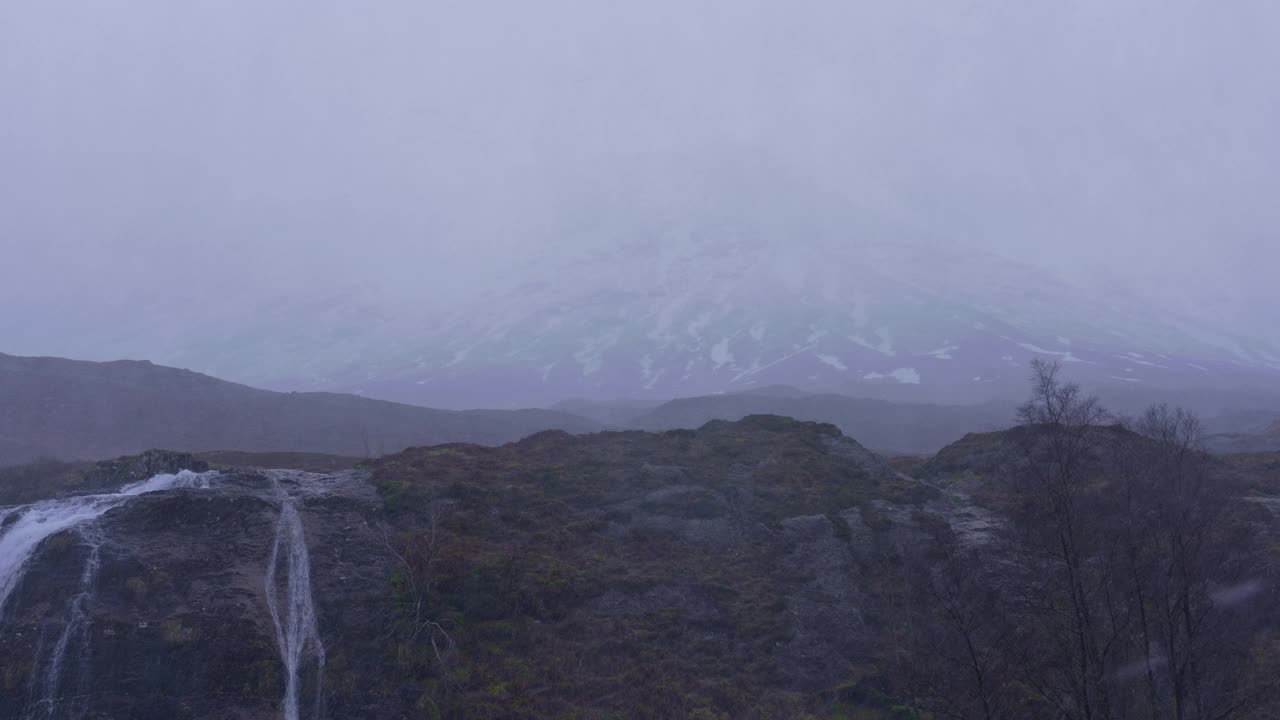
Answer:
1;420;1277;719
0;468;393;720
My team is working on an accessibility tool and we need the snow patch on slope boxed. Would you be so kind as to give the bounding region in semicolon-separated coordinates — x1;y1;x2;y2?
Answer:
863;367;921;384
926;343;959;360
850;327;895;357
574;327;623;376
1016;341;1091;364
710;338;735;369
816;354;848;371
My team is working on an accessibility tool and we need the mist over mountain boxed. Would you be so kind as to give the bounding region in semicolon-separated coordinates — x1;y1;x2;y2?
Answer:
329;181;1280;408
3;1;1278;407
5;160;1277;410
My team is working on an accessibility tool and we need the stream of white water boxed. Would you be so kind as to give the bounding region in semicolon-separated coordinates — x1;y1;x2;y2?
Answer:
264;474;327;720
0;470;216;616
35;527;103;718
0;468;332;720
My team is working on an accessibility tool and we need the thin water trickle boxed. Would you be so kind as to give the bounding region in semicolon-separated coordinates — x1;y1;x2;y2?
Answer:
36;528;103;718
264;474;326;720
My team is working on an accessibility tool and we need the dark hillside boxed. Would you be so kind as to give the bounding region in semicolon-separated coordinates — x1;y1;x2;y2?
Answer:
628;392;1010;455
0;352;601;467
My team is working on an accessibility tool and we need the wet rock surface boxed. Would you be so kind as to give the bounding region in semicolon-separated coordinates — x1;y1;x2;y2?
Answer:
0;468;392;720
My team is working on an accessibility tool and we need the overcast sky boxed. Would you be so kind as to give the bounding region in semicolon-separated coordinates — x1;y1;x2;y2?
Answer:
2;0;1277;349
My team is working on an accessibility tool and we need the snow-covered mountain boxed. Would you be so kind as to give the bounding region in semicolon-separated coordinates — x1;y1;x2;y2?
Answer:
16;157;1275;410
309;224;1280;409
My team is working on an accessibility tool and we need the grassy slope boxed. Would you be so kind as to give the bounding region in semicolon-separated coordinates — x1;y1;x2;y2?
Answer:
0;352;601;466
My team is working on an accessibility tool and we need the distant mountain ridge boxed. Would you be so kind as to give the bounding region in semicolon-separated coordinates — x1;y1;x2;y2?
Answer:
1205;419;1280;455
626;390;1012;455
0;352;601;467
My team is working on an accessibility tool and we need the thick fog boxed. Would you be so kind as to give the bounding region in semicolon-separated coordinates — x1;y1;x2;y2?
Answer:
2;0;1277;368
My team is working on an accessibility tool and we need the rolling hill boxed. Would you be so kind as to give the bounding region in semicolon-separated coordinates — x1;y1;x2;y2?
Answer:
626;389;1012;455
0;352;601;467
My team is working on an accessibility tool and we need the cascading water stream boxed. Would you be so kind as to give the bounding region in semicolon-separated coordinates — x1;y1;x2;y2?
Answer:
0;470;217;719
0;470;216;617
35;527;103;719
264;474;326;720
0;467;333;719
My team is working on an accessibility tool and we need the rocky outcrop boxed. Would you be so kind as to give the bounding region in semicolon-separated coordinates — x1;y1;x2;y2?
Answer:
80;450;211;492
0;467;393;720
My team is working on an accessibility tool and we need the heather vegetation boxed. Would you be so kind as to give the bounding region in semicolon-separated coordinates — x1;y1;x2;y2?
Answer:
362;362;1280;719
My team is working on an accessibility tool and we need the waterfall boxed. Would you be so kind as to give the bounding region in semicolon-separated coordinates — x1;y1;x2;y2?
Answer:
0;467;333;719
0;470;217;617
264;476;326;720
34;528;103;718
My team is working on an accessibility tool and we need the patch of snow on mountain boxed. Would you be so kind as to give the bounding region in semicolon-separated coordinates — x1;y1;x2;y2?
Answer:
574;327;622;376
647;291;691;344
710;338;735;369
816;354;848;371
864;367;921;384
1016;342;1089;363
1159;316;1255;362
686;312;713;342
850;327;895;356
644;368;666;390
447;344;475;367
926;343;959;360
892;367;922;384
733;344;818;382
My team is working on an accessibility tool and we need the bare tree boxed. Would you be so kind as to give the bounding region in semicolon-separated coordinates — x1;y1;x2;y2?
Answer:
886;362;1279;720
1113;404;1275;720
369;500;455;668
894;543;1017;720
1009;359;1121;720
